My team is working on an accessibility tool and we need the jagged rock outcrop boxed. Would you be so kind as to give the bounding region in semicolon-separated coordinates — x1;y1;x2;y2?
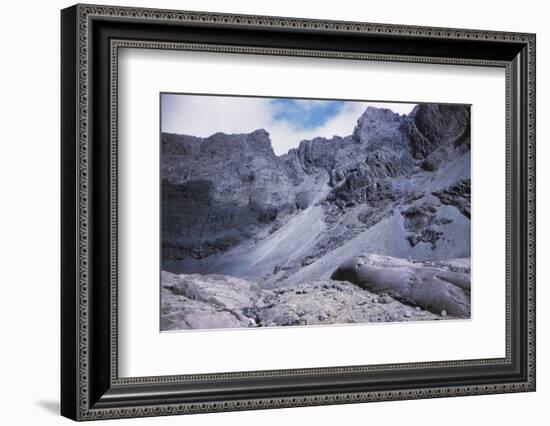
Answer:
401;202;455;248
283;135;354;177
433;179;471;218
402;104;471;160
331;254;470;317
353;107;409;150
162;129;298;262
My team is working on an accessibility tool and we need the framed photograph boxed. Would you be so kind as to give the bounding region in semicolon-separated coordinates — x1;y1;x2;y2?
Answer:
61;4;536;421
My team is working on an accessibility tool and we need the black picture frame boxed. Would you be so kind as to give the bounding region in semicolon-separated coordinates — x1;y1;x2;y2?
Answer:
61;4;536;421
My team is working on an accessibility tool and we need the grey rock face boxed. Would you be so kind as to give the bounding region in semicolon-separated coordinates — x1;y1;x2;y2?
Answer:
401;202;455;249
256;280;438;325
161;271;262;330
162;129;297;263
331;254;470;318
352;107;408;151
432;179;471;218
284;135;354;175
161;271;439;330
403;104;471;160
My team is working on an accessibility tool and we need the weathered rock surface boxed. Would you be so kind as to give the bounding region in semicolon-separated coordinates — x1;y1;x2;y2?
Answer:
162;129;298;263
403;104;471;160
255;280;439;326
161;271;440;330
433;179;471;218
161;271;262;330
401;202;456;249
331;254;470;317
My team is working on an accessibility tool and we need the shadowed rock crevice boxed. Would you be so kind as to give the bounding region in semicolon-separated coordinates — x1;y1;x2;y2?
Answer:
432;179;471;218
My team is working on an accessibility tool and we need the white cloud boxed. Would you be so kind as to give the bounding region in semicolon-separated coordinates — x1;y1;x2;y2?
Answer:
161;95;272;137
161;94;416;155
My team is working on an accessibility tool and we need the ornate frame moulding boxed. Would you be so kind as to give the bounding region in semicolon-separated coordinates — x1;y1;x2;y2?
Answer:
61;3;535;421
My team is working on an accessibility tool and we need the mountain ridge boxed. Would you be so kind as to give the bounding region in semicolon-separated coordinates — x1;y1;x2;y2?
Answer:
162;103;471;287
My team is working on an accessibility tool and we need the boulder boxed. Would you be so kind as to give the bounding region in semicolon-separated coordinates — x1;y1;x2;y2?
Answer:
331;254;470;317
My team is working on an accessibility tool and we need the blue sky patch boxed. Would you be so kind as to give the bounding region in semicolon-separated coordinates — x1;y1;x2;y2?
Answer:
270;99;345;130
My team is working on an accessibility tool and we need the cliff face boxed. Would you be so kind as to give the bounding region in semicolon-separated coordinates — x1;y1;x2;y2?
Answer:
162;129;298;261
162;104;471;289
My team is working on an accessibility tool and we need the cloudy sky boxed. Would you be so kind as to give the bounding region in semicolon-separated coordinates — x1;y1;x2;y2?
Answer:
161;94;416;155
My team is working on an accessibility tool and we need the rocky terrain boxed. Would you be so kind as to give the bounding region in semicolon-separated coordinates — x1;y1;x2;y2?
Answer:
161;270;441;331
161;103;471;330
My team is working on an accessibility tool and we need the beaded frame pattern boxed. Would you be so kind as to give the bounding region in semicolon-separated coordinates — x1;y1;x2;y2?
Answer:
74;4;535;420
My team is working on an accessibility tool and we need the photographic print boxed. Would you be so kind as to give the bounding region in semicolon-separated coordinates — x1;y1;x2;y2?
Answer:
160;94;471;331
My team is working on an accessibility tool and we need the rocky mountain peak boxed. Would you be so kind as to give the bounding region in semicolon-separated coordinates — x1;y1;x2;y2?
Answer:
291;135;354;173
403;104;471;160
200;129;275;158
245;128;273;152
352;107;406;148
411;104;470;145
359;106;401;123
